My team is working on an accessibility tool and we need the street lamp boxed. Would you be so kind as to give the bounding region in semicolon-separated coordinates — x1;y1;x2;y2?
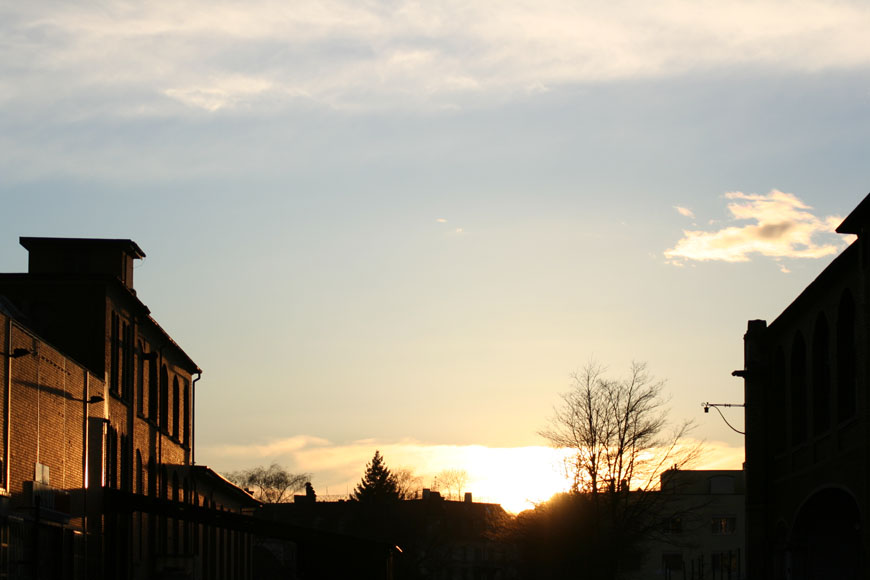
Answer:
702;402;745;435
71;395;104;405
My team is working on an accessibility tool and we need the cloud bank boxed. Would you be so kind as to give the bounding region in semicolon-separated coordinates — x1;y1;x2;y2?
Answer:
665;191;850;265
5;1;870;115
199;435;744;512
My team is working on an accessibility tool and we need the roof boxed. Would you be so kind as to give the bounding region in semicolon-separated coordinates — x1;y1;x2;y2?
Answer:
190;465;262;509
19;237;146;259
836;192;870;235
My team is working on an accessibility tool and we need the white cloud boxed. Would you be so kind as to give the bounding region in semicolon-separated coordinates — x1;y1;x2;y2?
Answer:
5;0;870;116
164;75;279;111
674;206;695;218
435;218;447;223
664;190;851;265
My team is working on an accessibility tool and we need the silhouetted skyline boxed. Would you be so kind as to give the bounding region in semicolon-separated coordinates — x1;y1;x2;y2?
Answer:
4;2;870;506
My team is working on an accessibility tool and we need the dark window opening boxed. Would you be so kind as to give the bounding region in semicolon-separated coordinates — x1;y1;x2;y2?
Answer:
837;290;857;421
790;333;807;445
172;377;180;440
812;314;830;435
110;312;120;394
159;365;169;431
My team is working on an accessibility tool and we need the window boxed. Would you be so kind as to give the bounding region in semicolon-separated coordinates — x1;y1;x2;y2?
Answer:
664;516;682;534
712;551;739;573
120;434;131;492
148;356;158;420
812;314;830;435
148;458;156;497
105;427;118;488
110;312;120;394
136;341;145;415
711;516;736;535
837;290;856;421
172;377;180;439
709;475;735;494
136;451;143;494
121;322;134;401
662;553;683;573
773;348;787;453
790;333;807;445
159;365;169;431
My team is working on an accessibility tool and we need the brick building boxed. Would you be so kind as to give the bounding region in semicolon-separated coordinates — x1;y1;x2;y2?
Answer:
0;237;260;579
737;193;870;578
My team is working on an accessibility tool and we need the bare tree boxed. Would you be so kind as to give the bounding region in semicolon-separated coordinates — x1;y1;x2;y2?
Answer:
394;468;424;500
225;463;310;504
533;361;702;579
540;361;699;495
433;469;469;500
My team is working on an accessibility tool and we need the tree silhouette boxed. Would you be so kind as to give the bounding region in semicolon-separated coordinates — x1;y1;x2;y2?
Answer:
352;450;399;502
433;469;469;500
225;464;309;503
531;361;702;579
393;467;424;500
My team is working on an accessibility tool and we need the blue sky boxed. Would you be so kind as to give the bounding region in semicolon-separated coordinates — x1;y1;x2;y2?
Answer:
2;0;869;507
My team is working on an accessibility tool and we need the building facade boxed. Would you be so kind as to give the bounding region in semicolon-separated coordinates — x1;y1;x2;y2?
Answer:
0;237;259;579
630;469;746;580
738;194;870;578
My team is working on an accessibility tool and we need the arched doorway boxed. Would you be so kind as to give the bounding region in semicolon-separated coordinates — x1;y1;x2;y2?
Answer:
789;488;862;579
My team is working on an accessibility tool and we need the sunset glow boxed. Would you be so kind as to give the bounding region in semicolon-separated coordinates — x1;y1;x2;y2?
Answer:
203;437;745;514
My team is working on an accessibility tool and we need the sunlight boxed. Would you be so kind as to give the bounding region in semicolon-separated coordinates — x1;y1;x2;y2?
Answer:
204;437;746;514
441;446;573;514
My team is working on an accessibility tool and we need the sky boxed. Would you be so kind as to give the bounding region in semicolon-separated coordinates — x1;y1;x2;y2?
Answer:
2;0;870;512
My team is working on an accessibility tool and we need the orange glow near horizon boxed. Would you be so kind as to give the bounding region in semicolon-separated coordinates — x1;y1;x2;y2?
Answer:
203;437;746;514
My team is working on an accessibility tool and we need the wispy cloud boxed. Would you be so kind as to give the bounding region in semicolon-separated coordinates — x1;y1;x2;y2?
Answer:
674;206;695;218
5;1;870;116
664;190;850;265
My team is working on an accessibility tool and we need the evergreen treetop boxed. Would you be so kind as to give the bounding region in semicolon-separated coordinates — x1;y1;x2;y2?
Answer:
352;450;400;502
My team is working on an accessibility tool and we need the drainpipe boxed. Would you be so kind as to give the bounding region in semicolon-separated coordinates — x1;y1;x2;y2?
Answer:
191;371;201;465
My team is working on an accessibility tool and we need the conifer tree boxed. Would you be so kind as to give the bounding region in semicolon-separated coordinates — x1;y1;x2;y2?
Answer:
352;450;400;502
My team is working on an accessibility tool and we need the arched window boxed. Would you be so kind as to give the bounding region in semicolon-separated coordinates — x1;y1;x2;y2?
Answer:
812;314;830;435
148;354;158;420
137;340;145;415
837;290;857;421
791;332;807;445
172;377;180;439
110;312;120;394
122;322;133;400
773;347;787;453
160;365;169;431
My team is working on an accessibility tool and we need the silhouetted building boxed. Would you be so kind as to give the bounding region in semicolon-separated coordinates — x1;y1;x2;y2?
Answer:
737;194;870;578
0;237;260;579
630;469;745;580
258;491;515;579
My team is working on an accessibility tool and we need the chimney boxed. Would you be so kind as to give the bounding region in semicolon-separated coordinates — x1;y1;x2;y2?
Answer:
20;237;146;291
